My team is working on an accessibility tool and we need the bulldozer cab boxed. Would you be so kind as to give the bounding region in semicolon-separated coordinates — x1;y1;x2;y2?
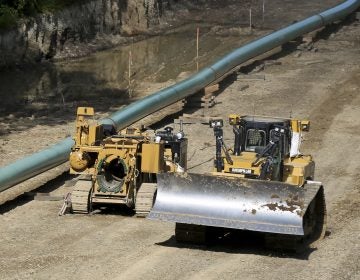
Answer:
231;115;291;156
210;115;308;182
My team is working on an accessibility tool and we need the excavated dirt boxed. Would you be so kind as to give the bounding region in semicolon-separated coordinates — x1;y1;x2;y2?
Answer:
1;1;360;279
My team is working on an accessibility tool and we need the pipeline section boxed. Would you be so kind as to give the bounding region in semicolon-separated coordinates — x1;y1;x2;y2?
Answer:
1;0;359;193
0;138;74;193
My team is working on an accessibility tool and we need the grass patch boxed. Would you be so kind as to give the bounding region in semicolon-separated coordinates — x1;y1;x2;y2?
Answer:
0;5;18;29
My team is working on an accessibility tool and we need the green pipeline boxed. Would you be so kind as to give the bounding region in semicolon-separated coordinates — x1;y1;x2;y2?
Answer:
1;0;359;193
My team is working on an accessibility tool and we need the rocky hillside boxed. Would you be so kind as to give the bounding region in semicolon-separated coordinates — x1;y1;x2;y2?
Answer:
0;0;248;67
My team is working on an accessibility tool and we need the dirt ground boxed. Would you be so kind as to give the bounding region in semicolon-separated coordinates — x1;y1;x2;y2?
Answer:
1;2;360;280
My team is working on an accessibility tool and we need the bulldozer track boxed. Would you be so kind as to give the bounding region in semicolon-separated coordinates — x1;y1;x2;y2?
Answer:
303;182;327;242
172;181;327;251
71;179;92;214
135;183;157;217
264;182;327;251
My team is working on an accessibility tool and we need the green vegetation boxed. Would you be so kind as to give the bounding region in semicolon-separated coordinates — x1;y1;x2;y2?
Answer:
0;0;85;29
0;5;18;29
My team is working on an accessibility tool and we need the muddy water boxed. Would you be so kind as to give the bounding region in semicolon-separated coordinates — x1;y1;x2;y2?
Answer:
0;24;264;122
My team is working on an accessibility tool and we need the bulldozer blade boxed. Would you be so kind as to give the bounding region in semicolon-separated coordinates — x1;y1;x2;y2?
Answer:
148;173;326;237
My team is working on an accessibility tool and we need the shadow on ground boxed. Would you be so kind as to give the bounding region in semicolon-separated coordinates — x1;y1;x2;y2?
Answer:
156;230;317;260
0;170;74;214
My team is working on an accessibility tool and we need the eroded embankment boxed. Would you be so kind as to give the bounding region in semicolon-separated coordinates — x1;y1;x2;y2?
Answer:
0;0;255;67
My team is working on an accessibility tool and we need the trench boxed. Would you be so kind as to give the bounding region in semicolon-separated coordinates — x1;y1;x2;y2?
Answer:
0;23;264;133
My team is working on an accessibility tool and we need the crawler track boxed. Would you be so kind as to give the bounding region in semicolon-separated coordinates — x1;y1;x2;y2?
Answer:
135;183;157;217
71;179;92;214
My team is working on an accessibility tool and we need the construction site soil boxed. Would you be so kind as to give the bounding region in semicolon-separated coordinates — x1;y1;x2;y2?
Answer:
0;1;360;279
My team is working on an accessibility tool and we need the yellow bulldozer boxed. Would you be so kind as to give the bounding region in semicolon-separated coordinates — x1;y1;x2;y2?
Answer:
65;107;187;216
148;114;326;249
